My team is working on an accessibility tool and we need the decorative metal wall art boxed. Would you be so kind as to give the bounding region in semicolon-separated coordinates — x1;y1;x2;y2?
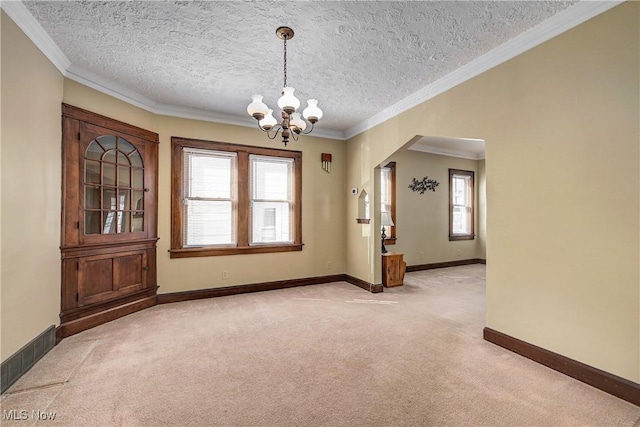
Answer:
409;176;439;194
321;153;332;173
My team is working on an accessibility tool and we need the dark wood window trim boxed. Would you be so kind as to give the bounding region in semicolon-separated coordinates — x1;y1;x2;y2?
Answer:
382;162;397;245
449;168;475;241
170;137;302;258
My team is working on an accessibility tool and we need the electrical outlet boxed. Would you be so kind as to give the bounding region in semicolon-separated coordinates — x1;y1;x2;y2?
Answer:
222;270;228;280
326;261;332;270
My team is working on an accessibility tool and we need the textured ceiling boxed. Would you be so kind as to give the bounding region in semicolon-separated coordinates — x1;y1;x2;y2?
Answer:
23;1;577;134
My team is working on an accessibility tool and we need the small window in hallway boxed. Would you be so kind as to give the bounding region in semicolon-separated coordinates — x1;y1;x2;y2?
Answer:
380;162;397;244
449;169;474;241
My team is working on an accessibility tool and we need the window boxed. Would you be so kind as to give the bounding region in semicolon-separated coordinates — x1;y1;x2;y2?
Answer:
380;162;396;244
182;148;236;247
250;155;294;244
171;138;302;257
449;169;474;241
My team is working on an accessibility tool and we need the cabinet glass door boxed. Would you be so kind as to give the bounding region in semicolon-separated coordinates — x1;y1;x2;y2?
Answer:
83;136;144;235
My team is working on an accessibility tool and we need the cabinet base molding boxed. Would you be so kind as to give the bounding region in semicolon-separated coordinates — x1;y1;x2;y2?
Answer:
483;327;640;407
57;295;157;341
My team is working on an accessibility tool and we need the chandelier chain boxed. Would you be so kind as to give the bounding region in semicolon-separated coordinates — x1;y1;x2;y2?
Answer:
283;36;288;89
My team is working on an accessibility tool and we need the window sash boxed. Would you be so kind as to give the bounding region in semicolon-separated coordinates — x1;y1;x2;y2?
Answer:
379;162;396;243
182;148;237;247
249;155;294;245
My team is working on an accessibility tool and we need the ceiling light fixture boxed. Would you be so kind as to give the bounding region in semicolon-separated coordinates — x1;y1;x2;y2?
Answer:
247;27;323;146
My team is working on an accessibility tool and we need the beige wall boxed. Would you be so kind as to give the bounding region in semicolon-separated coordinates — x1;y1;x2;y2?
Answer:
1;12;64;360
384;149;484;266
3;2;638;385
346;2;639;382
63;81;347;294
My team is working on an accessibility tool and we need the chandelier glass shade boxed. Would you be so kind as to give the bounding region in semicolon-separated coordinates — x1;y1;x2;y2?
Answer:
247;27;323;146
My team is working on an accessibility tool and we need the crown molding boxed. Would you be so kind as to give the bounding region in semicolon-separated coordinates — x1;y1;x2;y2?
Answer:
408;143;485;161
4;0;622;142
66;65;159;112
343;0;624;140
1;0;71;74
67;65;347;139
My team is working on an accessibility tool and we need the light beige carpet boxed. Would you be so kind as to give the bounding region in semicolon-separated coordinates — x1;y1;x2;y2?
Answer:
2;265;639;426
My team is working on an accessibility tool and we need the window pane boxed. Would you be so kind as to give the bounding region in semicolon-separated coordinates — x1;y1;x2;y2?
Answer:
250;155;294;245
102;211;117;234
117;211;131;233
85;211;101;235
250;156;292;201
132;168;144;189
85;160;101;184
251;201;291;244
185;200;234;246
103;163;116;186
129;150;143;168
85;185;100;209
133;190;144;211
118;166;131;187
118;190;130;210
132;211;144;232
453;176;469;206
97;135;117;150
103;150;117;164
380;167;391;211
118;138;135;155
117;151;129;165
453;206;470;234
86;141;104;160
188;153;234;199
103;188;117;210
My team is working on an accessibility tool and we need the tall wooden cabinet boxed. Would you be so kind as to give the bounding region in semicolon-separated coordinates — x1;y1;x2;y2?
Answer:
59;104;159;339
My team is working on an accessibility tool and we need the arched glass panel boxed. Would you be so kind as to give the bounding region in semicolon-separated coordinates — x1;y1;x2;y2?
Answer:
97;135;116;150
84;137;144;235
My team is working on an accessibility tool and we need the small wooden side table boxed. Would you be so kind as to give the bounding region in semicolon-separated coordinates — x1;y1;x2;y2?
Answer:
382;252;406;287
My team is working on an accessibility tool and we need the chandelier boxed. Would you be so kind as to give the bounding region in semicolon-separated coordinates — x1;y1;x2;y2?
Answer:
247;27;323;146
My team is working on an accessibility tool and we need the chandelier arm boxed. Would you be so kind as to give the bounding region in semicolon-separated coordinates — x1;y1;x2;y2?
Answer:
257;122;282;140
300;121;315;135
265;126;282;140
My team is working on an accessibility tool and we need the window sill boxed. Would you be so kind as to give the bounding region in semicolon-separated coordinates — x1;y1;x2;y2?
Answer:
169;244;303;258
449;235;475;241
